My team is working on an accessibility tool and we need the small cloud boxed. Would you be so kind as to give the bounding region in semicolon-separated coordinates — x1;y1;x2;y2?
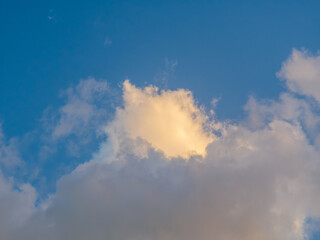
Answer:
104;36;112;46
51;78;108;139
165;58;178;72
48;9;57;22
41;77;109;143
210;97;220;108
154;58;178;87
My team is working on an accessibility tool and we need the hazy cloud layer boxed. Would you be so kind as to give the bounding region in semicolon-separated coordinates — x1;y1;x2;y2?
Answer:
1;49;320;240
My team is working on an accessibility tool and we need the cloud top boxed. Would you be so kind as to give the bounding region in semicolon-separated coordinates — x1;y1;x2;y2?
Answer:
105;80;214;159
278;49;320;102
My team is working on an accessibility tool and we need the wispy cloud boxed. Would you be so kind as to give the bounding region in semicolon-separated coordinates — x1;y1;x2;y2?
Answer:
43;77;108;139
104;36;112;46
39;77;109;160
154;58;178;87
0;124;22;168
47;9;58;23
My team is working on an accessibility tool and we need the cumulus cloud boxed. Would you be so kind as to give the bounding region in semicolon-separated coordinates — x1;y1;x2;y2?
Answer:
244;93;320;147
1;49;320;240
13;117;320;240
101;80;214;160
0;171;37;240
278;49;320;103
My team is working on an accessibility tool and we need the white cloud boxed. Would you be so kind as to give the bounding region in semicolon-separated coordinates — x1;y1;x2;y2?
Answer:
0;171;37;240
101;80;214;160
48;77;108;138
38;77;110;159
0;125;22;167
244;92;320;147
278;49;320;103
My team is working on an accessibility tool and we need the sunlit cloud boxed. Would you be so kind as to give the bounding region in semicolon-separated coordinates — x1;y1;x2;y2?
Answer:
103;80;214;160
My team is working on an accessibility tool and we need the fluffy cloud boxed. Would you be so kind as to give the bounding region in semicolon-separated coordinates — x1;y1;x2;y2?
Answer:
0;171;37;240
278;49;320;103
15;118;320;240
1;49;320;240
101;80;214;160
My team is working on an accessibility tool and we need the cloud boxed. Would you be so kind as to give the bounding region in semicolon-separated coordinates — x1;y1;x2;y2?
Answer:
278;48;320;103
14;117;320;240
100;80;214;160
154;59;178;87
0;124;22;167
244;92;320;147
164;58;178;72
1;49;320;240
45;77;108;139
0;171;36;240
104;37;112;46
48;9;57;22
28;78;111;182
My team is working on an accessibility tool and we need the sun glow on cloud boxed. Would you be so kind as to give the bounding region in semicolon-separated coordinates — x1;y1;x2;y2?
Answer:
105;80;214;159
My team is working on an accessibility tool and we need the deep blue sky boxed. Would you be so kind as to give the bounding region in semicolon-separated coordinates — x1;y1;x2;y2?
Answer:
1;0;320;138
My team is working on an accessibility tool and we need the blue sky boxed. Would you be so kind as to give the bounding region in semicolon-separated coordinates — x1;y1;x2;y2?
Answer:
1;0;320;239
2;0;320;136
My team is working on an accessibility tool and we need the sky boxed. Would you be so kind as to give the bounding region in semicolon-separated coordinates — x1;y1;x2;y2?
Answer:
1;0;320;239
